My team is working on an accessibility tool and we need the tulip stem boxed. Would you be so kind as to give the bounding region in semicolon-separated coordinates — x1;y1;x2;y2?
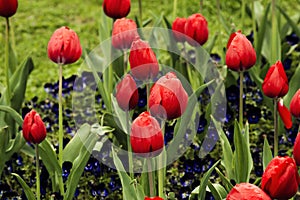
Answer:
138;0;142;22
239;71;244;128
241;0;246;30
126;111;133;179
5;17;11;105
158;120;165;198
274;98;278;156
146;83;150;111
172;0;177;20
123;50;128;75
35;144;40;200
147;158;154;197
58;63;65;195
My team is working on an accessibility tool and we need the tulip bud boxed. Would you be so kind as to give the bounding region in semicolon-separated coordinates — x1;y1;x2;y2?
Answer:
184;13;208;46
129;38;159;81
130;112;163;156
103;0;130;19
22;110;47;144
262;61;289;98
277;99;292;129
115;74;139;111
144;197;164;200
0;0;18;18
149;72;188;120
261;156;300;199
290;89;300;118
226;183;271;200
112;18;139;50
293;133;300;166
172;17;187;43
225;31;256;71
47;26;82;65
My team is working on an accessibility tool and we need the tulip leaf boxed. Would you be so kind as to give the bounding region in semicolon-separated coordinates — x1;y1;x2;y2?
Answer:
111;95;128;134
8;42;18;76
215;167;233;192
198;160;220;200
0;105;23;126
112;148;138;200
207;182;227;200
277;6;300;38
284;63;300;105
12;173;35;200
263;137;273;171
65;127;99;200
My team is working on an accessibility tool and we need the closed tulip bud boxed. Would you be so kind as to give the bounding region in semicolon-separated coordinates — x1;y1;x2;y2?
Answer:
115;74;139;111
262;61;289;98
129;38;159;81
103;0;130;19
144;197;164;200
226;183;271;200
293;133;300;166
172;17;187;43
47;26;82;65
22;110;47;144
149;72;188;120
277;99;292;129
112;18;139;50
225;31;256;71
130;112;163;156
290;89;300;118
261;156;300;199
0;0;18;18
184;13;208;46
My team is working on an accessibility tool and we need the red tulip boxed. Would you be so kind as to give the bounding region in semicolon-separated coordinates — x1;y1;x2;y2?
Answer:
144;197;164;200
149;72;188;120
103;0;130;19
112;18;139;50
293;133;300;166
225;31;256;71
115;74;139;111
277;99;292;129
290;89;300;118
184;13;208;46
0;0;18;18
172;17;187;43
226;183;271;200
47;26;82;65
261;156;300;199
22;110;47;144
130;111;163;156
262;61;289;98
129;38;159;81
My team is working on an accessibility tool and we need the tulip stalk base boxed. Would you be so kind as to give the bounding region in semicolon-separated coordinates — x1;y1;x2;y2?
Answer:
35;144;40;200
274;98;278;157
5;17;11;105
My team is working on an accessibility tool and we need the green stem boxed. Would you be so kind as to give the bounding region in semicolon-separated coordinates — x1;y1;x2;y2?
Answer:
274;98;278;156
146;83;150;111
126;111;133;179
138;0;142;22
147;158;154;197
158;121;165;198
58;63;65;195
172;0;177;20
252;0;257;49
35;144;40;200
123;50;128;75
200;0;203;13
239;71;244;128
5;17;10;104
271;0;278;63
241;0;246;30
298;123;300;133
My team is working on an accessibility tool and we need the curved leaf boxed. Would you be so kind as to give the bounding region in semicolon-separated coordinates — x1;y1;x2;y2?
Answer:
12;173;35;200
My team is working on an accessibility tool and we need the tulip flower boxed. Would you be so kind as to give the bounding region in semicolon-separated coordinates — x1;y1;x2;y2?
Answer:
261;156;300;199
290;89;300;118
129;38;159;81
130;111;163;156
293;133;300;166
115;74;139;111
277;99;292;129
225;31;256;72
144;197;164;200
262;61;289;98
172;17;187;43
0;0;18;18
47;26;82;65
226;183;271;200
149;72;188;120
184;13;208;46
103;0;130;19
22;110;47;144
112;18;139;50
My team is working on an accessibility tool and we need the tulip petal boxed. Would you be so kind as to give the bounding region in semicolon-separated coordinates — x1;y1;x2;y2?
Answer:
277;100;293;129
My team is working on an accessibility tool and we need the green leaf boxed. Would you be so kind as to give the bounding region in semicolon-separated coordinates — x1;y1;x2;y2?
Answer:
263;137;273;171
0;105;23;126
284;63;300;105
277;6;300;38
211;116;234;179
198;160;221;200
12;173;36;200
215;167;233;192
111;95;128;133
208;182;228;200
8;42;18;76
112;148;138;200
